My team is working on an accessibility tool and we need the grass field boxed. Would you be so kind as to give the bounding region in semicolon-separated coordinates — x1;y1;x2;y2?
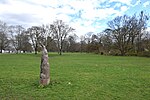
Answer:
0;53;150;100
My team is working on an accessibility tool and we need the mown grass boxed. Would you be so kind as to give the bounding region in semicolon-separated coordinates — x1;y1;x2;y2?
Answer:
0;53;150;100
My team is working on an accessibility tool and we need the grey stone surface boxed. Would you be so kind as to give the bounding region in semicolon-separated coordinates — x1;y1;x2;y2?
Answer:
39;44;50;85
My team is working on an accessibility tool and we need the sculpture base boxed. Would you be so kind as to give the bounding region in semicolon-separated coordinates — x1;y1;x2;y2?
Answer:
40;78;50;85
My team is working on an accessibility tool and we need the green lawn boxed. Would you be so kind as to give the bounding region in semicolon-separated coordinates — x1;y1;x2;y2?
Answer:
0;53;150;100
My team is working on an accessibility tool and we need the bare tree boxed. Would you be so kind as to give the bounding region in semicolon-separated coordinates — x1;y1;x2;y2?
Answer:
67;34;78;52
84;32;93;53
0;20;9;53
27;26;44;54
9;25;25;53
50;20;74;55
80;35;87;53
100;33;113;53
27;24;54;54
136;11;149;53
107;15;137;55
105;11;149;55
20;31;33;53
16;25;25;52
142;31;150;51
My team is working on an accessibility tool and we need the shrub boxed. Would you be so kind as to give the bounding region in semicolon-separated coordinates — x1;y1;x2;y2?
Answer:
138;51;150;57
109;50;120;56
126;52;137;56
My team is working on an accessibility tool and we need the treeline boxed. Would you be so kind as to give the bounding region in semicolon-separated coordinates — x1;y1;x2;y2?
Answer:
0;20;75;55
81;11;150;57
0;11;150;56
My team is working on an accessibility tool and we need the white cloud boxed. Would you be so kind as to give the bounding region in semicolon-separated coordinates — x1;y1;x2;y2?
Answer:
0;0;141;36
133;0;141;7
121;6;128;12
0;0;58;25
143;1;150;8
146;27;150;32
109;0;141;7
114;3;122;8
109;0;132;6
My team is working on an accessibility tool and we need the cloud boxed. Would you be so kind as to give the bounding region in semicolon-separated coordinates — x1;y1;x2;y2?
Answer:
143;1;150;8
0;0;9;4
109;0;141;7
0;0;58;25
120;6;128;12
109;0;132;6
0;0;146;36
146;27;150;32
114;3;122;8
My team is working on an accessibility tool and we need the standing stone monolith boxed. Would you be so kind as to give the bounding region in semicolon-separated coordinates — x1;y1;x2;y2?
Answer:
39;44;50;86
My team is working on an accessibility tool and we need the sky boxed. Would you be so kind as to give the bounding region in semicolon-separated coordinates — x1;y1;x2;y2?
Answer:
0;0;150;36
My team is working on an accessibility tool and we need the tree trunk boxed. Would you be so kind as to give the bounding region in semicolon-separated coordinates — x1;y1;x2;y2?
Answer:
0;49;2;53
34;43;38;54
59;49;62;55
35;47;37;54
39;44;50;86
120;50;126;56
0;45;3;53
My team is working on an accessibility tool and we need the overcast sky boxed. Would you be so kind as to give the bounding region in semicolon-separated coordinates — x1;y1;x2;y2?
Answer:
0;0;150;36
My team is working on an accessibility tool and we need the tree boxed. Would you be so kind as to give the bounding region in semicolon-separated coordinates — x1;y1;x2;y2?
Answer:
142;31;150;51
136;11;149;53
106;15;131;55
20;31;33;53
89;34;99;53
0;32;9;53
0;20;9;53
80;35;87;53
50;20;74;55
105;11;149;55
9;25;25;53
46;36;57;52
27;26;44;54
67;34;78;52
84;32;93;53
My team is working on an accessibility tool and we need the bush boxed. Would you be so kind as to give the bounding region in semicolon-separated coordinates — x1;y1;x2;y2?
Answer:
138;51;150;57
93;50;99;54
109;50;120;56
126;52;137;56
